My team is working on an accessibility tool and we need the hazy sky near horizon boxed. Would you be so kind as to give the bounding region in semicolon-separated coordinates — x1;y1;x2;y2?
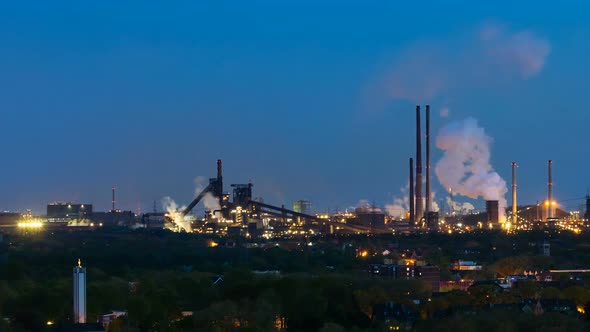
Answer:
1;1;589;214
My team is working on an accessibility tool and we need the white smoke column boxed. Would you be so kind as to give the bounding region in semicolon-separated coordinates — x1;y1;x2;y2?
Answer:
161;196;192;232
445;197;475;215
195;177;221;219
435;117;508;220
370;22;550;106
386;184;440;219
386;192;408;219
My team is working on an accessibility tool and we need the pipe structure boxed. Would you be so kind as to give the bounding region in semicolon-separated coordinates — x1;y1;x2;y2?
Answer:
409;158;414;223
415;105;423;223
548;160;553;219
217;159;223;208
425;105;431;214
112;187;116;212
512;162;517;224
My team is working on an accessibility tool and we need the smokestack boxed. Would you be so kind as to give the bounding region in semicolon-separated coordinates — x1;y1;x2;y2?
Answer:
548;160;553;219
425;105;431;214
112;187;116;212
217;159;223;208
415;105;423;223
409;158;414;223
512;162;517;224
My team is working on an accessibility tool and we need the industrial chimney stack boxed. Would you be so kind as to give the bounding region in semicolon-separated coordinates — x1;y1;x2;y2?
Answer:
415;106;424;224
548;160;553;219
511;162;517;225
217;159;224;208
409;158;414;223
425;105;431;214
112;187;116;212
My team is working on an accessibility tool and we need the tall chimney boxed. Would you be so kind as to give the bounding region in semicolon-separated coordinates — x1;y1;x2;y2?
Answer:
512;162;517;224
425;105;431;214
217;159;223;208
112;187;116;212
409;158;415;223
415;105;424;223
548;160;553;219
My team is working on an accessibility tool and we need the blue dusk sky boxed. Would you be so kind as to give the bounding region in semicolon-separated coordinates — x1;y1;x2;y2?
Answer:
1;1;589;214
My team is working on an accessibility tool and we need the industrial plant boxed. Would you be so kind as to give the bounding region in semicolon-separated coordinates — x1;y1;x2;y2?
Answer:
1;105;589;238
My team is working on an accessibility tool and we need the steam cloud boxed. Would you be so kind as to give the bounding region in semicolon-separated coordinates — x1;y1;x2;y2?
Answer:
194;177;221;219
161;196;191;232
161;176;223;232
435;118;507;219
385;184;440;219
446;196;475;215
374;22;550;104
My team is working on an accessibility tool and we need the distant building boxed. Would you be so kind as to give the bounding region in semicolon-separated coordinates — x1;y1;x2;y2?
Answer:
73;259;86;323
0;212;21;226
141;213;166;228
292;200;312;215
368;264;397;278
451;260;482;271
90;211;135;226
417;265;441;291
486;200;499;224
48;203;92;222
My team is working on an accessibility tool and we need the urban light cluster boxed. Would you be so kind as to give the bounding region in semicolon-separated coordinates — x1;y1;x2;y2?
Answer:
17;221;43;228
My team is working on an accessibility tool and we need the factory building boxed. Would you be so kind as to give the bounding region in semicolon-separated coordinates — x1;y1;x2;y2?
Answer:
486;200;499;224
90;210;135;226
349;206;386;229
293;200;312;215
47;203;93;222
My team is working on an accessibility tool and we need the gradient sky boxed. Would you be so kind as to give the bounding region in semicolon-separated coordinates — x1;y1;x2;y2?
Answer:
1;1;589;214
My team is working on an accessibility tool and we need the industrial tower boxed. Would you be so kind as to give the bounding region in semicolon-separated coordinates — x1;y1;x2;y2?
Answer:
73;259;86;323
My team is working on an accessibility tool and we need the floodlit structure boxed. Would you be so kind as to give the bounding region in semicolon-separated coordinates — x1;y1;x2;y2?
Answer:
512;162;517;224
73;259;87;323
547;160;554;220
415;106;424;224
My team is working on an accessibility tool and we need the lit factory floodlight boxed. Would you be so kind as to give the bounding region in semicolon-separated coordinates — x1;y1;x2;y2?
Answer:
17;221;43;228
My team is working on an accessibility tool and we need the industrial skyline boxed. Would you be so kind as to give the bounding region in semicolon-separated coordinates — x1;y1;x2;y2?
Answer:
1;2;589;214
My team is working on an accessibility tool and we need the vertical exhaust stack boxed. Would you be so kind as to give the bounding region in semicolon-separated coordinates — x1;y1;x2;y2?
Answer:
425;105;431;214
512;162;517;225
112;187;116;212
409;158;415;223
217;159;223;208
547;160;553;219
415;105;424;224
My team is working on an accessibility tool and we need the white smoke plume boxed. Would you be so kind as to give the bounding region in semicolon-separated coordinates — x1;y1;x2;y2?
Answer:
161;196;192;232
194;177;221;219
371;22;550;105
445;197;475;215
479;23;551;78
435;117;507;220
386;184;440;219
